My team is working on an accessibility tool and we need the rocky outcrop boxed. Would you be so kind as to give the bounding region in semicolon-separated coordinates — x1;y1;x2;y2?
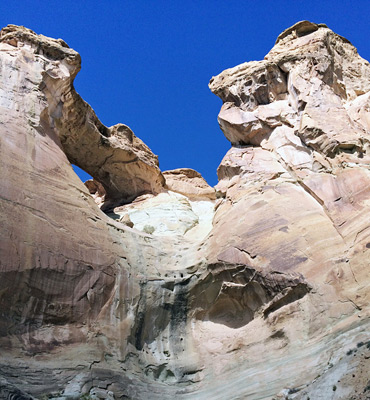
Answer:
0;22;369;400
210;20;370;155
0;24;165;211
209;21;370;280
163;168;217;200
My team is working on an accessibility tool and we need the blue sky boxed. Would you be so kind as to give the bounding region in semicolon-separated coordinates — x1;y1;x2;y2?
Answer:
2;1;369;186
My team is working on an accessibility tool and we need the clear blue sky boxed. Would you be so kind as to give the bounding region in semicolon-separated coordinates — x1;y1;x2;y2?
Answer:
2;1;369;186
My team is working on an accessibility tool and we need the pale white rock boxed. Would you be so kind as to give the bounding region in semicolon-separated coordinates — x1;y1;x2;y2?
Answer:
112;191;215;239
114;192;199;236
261;125;313;168
346;91;370;132
185;199;215;241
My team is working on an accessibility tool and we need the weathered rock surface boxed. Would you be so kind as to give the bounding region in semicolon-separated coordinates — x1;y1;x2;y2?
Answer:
0;24;165;211
163;168;217;200
110;191;215;240
0;22;369;400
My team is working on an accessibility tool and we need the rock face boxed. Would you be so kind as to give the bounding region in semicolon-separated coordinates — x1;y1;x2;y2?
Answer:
0;22;369;400
0;25;165;211
163;168;217;200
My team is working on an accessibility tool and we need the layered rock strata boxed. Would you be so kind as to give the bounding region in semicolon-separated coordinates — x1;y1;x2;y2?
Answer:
0;22;369;400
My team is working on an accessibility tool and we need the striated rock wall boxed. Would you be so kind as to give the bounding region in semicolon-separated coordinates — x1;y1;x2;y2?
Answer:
0;22;369;400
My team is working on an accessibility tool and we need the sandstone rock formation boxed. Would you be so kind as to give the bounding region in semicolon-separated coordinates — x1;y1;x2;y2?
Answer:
163;168;217;200
0;24;164;212
0;21;369;400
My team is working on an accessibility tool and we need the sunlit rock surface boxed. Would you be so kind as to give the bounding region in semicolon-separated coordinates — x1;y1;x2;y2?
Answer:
0;22;369;400
163;168;217;200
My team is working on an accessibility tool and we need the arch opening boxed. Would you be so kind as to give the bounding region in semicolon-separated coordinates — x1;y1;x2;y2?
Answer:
72;164;92;183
